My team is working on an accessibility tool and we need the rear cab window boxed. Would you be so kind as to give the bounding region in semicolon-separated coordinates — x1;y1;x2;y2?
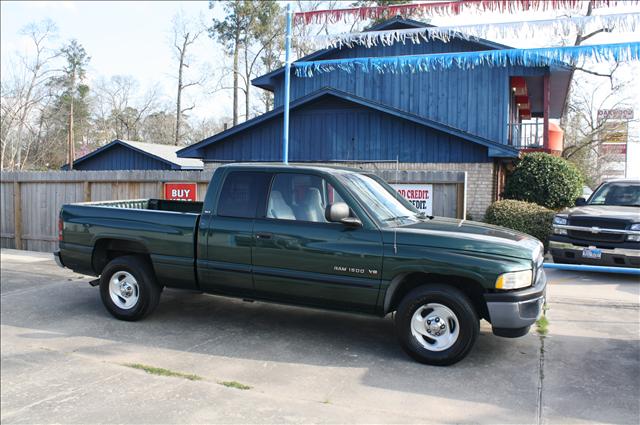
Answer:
217;171;271;218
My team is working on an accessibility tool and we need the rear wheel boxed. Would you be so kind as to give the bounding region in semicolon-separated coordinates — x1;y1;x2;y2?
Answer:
395;284;479;366
99;256;160;321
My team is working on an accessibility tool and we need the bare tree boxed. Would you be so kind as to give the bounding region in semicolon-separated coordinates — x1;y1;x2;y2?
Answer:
293;1;338;58
172;12;204;146
0;20;59;170
562;73;636;186
93;75;161;141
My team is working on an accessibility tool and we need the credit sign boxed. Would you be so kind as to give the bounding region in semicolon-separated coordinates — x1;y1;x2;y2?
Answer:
391;184;433;215
164;183;198;201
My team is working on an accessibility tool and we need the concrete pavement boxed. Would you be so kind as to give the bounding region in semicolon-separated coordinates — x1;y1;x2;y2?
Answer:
1;249;638;424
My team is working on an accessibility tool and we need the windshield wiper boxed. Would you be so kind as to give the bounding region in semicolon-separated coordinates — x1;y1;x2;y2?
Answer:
416;212;434;220
381;215;412;222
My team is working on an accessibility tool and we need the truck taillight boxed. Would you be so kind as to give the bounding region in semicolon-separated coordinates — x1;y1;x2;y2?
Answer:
58;217;63;241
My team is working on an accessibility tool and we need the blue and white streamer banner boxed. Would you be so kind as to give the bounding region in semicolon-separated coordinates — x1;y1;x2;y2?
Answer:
305;13;640;50
294;42;640;77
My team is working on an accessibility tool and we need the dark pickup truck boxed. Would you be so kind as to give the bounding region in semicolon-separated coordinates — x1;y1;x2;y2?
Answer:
56;163;546;365
550;180;640;268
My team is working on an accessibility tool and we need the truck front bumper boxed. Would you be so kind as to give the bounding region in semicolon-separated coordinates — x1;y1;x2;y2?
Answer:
549;241;640;268
484;269;547;338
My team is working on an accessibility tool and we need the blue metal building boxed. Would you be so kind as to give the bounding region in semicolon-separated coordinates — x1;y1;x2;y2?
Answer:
177;17;572;217
62;139;203;171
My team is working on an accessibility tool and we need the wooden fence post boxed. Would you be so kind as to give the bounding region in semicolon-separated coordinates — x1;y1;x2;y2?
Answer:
13;181;22;250
83;181;92;202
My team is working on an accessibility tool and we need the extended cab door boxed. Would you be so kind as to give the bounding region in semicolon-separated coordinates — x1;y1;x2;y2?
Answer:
252;172;383;313
199;171;271;297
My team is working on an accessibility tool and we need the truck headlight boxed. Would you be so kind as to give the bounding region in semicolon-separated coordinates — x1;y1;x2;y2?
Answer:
496;270;533;290
629;224;640;241
553;216;567;225
553;216;568;235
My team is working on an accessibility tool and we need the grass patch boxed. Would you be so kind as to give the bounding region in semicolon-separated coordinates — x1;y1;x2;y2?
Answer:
218;380;252;390
536;314;549;336
123;363;202;381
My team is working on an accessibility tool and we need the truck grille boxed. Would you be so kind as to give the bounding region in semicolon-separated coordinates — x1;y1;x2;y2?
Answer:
568;217;627;230
567;217;629;244
567;230;625;244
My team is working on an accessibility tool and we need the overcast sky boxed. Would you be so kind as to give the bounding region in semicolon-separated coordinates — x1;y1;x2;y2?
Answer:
1;1;639;122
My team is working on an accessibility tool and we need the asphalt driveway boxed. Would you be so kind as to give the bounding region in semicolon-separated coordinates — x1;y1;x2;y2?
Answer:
1;249;638;424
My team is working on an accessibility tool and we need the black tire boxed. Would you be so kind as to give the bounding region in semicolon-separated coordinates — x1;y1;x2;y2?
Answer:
99;255;161;321
395;284;479;366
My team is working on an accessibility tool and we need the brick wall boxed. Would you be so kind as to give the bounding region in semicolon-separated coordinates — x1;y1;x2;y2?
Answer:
203;161;497;220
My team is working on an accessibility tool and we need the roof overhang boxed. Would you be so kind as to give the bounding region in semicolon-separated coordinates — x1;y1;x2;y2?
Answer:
523;66;573;119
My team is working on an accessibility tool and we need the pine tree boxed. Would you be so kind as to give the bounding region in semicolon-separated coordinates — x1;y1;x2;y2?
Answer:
50;40;90;169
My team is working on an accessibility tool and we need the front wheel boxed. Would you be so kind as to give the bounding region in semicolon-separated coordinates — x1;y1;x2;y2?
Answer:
395;284;479;366
99;255;161;321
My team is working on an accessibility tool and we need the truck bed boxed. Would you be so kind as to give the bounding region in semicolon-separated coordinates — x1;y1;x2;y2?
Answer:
85;198;204;214
59;199;201;290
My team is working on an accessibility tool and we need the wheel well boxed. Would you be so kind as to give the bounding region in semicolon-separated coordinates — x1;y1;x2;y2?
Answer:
92;239;151;275
386;272;489;320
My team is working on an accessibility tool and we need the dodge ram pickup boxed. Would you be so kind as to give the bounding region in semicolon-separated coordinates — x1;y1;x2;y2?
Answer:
55;164;546;365
550;179;640;268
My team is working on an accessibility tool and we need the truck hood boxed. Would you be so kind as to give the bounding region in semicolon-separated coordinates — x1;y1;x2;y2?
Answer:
562;205;639;221
385;217;542;261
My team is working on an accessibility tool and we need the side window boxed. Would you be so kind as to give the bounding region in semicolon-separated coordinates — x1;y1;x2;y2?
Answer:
217;172;270;219
266;173;347;223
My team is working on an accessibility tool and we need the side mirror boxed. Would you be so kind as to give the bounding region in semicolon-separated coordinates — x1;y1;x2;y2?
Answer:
575;197;587;206
325;202;361;227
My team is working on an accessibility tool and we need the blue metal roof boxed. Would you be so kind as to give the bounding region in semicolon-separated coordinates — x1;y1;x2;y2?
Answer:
252;17;514;91
62;139;203;170
177;87;519;159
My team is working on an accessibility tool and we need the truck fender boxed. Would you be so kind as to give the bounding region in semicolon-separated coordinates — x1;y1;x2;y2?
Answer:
382;268;488;315
91;236;150;274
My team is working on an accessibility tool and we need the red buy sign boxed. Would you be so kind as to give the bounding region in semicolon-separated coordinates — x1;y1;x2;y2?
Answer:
164;183;197;201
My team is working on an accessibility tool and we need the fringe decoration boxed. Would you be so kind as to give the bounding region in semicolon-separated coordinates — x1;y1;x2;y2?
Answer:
294;42;640;77
305;13;640;50
294;1;636;25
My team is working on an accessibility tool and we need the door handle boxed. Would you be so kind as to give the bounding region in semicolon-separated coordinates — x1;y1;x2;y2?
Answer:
256;232;272;240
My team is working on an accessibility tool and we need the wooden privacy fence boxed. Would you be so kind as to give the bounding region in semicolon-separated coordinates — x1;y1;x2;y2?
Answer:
1;168;465;253
1;170;213;253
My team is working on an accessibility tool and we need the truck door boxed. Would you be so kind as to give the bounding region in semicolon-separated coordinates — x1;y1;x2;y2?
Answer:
252;172;383;313
200;171;271;297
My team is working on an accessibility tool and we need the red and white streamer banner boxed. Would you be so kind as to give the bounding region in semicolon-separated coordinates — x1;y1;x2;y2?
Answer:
294;1;636;25
303;13;640;49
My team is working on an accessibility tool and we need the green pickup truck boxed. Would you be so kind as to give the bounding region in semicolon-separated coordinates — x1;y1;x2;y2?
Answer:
55;163;546;365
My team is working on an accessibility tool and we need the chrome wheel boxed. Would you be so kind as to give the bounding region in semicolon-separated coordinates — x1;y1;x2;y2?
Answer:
108;271;139;310
410;303;460;352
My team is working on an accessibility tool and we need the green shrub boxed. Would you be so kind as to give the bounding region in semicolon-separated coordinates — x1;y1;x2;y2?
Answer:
504;152;583;210
485;200;555;248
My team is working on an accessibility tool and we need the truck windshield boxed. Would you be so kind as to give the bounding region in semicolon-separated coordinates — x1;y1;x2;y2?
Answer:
588;182;640;207
340;173;421;226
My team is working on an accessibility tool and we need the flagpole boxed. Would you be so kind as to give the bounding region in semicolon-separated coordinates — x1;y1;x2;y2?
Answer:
283;3;292;164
